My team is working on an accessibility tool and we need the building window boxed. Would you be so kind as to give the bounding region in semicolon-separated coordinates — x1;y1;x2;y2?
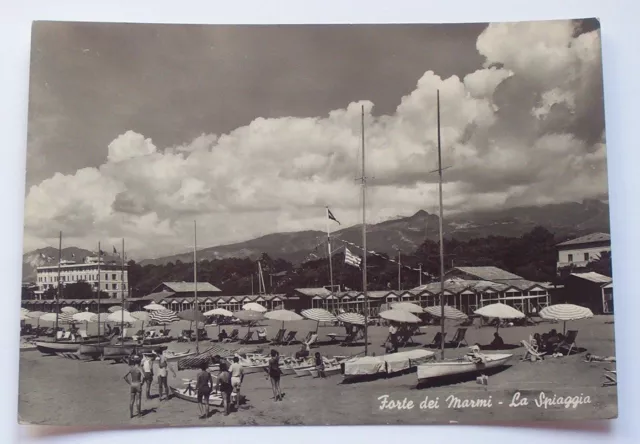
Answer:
568;254;573;263
112;273;117;280
113;284;118;290
584;252;589;261
105;273;108;281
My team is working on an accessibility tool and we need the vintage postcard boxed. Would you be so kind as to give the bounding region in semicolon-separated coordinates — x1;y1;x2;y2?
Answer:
19;19;615;426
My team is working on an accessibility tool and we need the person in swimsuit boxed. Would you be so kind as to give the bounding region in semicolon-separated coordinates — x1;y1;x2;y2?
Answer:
216;362;233;416
195;361;213;419
228;356;244;410
314;352;326;378
155;350;176;401
268;349;283;401
124;359;143;418
141;354;155;399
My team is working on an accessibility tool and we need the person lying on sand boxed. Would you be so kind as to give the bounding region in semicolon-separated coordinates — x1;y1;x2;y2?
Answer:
584;353;616;362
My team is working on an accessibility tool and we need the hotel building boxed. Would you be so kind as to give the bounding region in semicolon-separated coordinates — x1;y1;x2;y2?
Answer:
35;256;128;300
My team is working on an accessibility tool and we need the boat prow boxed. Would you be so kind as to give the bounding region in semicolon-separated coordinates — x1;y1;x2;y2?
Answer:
416;353;512;384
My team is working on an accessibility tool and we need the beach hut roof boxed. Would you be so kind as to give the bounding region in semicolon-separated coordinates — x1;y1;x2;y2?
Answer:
295;287;332;297
556;232;610;247
570;272;612;284
161;281;222;293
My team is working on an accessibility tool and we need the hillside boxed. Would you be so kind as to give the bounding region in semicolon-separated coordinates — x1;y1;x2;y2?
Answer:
137;200;610;266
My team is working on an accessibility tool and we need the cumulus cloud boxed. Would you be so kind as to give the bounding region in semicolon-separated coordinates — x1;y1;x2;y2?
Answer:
23;20;607;258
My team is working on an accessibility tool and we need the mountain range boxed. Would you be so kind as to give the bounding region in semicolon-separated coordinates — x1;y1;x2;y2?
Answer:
22;200;610;281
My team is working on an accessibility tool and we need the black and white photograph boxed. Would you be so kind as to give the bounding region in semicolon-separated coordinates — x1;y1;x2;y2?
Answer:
18;18;616;426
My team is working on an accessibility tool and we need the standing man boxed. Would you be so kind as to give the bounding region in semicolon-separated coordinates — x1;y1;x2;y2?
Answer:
229;356;244;410
155;349;176;401
123;358;143;418
389;322;398;350
195;361;214;419
216;362;234;416
141;353;155;399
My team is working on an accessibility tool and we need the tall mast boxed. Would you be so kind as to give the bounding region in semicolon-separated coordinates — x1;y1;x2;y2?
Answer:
55;231;62;340
194;220;199;354
398;251;401;291
326;207;335;314
361;105;368;356
121;238;125;343
97;242;101;342
437;90;446;360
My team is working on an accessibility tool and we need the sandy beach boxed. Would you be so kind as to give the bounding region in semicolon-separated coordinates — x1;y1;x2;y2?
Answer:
18;316;617;426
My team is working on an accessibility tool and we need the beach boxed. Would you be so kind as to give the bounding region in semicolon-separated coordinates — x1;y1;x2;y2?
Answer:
18;316;617;426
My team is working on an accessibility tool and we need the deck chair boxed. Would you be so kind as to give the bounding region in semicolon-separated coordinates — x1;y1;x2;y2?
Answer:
62;331;71;340
430;332;447;349
520;340;545;361
223;329;240;343
303;331;313;344
270;328;286;344
256;328;268;342
240;330;254;344
449;328;469;348
283;331;298;345
603;369;617;387
556;330;579;355
397;327;415;347
305;333;319;348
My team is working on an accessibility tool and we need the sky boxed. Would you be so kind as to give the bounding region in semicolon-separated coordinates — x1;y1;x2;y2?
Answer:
23;19;607;259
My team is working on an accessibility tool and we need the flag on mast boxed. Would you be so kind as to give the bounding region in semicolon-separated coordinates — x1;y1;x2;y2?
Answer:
344;248;362;268
327;207;341;225
113;246;118;254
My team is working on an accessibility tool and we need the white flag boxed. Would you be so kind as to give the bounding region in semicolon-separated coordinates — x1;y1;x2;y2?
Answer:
344;248;362;268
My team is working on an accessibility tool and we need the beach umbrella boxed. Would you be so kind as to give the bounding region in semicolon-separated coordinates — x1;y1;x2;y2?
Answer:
26;310;45;330
474;303;524;332
178;308;207;324
40;311;75;324
379;309;421;324
107;306;122;313
107;310;137;324
131;311;150;322
204;308;233;317
242;302;268;313
149;309;180;324
234;310;265;323
60;306;79;314
390;302;424;314
336;312;366;326
424;305;468;320
539;304;594;334
143;303;165;311
72;311;98;323
264;309;303;329
20;307;29;314
301;308;337;332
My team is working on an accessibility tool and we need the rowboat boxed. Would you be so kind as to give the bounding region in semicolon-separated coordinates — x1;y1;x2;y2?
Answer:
35;341;83;355
76;344;105;360
164;349;196;363
343;349;436;383
310;364;341;378
170;379;224;406
103;344;138;362
416;353;512;384
20;342;37;352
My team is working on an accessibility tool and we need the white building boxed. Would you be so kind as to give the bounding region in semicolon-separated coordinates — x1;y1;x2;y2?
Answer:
35;256;128;300
556;232;611;273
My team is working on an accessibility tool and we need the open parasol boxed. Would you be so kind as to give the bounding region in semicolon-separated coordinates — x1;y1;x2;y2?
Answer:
107;306;122;313
336;312;366;326
264;309;303;329
424;305;468;320
143;303;165;311
301;308;337;332
379;309;421;324
474;303;524;332
390;302;424;314
539;304;594;334
60;306;79;314
242;302;268;313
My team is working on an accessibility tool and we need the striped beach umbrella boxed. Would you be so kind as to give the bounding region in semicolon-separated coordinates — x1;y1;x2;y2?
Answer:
61;306;79;314
390;302;424;314
242;302;268;313
301;308;337;332
539;304;593;334
379;309;421;324
149;309;180;324
143;303;165;311
40;312;75;324
424;305;468;320
336;312;366;326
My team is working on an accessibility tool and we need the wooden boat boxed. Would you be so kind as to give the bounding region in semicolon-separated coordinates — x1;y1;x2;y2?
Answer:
343;350;436;382
76;344;105;360
170;379;223;406
416;353;512;384
164;349;196;363
20;342;37;352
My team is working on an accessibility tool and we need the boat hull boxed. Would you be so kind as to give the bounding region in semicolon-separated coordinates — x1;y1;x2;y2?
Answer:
35;341;81;355
76;344;105;360
416;353;512;383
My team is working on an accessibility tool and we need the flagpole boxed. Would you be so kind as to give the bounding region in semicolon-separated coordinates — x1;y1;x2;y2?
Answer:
326;207;335;314
437;90;446;360
194;220;199;355
121;239;125;344
361;105;368;356
55;231;62;340
398;250;401;291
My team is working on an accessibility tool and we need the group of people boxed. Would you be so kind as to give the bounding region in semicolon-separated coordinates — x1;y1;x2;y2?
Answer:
194;356;245;418
531;329;565;354
123;349;176;418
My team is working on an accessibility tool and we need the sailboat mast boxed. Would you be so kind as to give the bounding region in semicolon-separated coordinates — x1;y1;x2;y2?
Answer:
121;238;125;343
437;90;446;360
55;231;62;340
326;207;335;313
361;105;368;356
97;242;101;343
194;220;199;354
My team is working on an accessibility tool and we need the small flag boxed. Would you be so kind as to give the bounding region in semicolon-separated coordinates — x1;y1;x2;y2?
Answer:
327;207;341;225
113;246;118;254
344;248;362;268
71;253;75;258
